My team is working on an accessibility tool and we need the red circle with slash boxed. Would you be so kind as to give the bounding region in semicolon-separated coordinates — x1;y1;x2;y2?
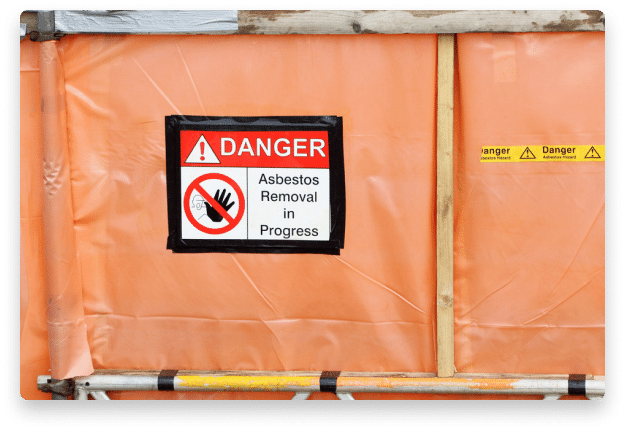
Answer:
183;173;245;234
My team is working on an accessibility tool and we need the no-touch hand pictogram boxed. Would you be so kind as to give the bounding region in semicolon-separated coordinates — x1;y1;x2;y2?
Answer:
183;173;245;235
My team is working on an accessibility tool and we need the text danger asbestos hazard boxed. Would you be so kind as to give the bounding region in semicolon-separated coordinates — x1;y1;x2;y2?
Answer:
165;116;345;254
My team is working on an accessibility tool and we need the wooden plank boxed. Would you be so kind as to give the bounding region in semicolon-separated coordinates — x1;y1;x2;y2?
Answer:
237;10;604;35
436;34;455;378
21;10;605;36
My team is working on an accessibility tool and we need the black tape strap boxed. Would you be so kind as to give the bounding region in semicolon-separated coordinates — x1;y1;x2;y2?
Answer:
157;370;179;391
568;374;586;396
320;371;341;393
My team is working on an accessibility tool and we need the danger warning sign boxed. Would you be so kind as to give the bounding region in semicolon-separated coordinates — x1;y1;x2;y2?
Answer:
480;145;605;163
166;116;345;254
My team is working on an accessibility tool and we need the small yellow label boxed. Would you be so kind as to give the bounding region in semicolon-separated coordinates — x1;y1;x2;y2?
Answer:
480;145;605;163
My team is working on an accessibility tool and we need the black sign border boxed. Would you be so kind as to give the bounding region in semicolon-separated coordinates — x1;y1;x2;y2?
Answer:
165;115;346;255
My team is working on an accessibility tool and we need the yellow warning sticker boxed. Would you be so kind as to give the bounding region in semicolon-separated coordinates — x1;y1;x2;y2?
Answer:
480;145;605;163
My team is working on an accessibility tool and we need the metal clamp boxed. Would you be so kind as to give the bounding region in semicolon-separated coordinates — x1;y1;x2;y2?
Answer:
38;378;75;399
30;11;64;42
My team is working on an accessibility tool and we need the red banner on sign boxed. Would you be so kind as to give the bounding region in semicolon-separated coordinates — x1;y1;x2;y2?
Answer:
181;130;330;168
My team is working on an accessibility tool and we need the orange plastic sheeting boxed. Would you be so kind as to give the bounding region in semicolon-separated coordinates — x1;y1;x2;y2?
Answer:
20;39;51;399
39;40;95;379
51;34;438;374
454;33;604;374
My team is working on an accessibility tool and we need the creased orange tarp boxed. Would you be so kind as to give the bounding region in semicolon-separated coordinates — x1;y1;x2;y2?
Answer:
53;34;438;376
39;40;94;379
454;33;604;374
20;39;50;399
22;32;604;401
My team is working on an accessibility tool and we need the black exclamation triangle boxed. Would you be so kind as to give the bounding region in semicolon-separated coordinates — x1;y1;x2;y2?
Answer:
520;147;536;160
584;146;601;159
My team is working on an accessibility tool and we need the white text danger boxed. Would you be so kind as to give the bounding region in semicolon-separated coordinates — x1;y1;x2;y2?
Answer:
221;137;326;158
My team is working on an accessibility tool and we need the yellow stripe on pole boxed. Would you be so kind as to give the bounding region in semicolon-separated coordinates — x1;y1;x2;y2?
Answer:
480;145;605;163
177;375;320;391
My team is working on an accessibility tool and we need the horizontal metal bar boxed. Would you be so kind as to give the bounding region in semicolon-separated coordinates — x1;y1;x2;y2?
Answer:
38;371;605;398
336;377;604;396
39;374;159;392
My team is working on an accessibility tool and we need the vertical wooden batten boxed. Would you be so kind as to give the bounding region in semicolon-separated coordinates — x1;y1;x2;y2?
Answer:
436;34;455;378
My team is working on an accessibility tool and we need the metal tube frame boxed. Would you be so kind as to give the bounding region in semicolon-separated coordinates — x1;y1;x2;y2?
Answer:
37;371;605;400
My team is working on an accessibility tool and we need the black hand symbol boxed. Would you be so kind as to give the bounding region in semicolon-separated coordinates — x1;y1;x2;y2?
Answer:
204;189;235;222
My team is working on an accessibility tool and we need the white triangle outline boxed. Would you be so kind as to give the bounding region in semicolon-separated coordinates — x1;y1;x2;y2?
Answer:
185;135;220;164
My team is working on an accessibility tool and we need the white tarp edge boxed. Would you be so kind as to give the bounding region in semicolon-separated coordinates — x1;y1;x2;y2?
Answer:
55;10;238;34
